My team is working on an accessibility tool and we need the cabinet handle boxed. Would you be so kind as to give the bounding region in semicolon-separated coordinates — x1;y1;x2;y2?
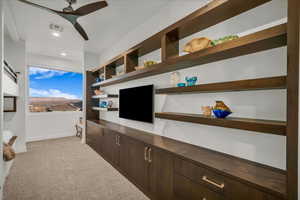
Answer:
202;176;225;189
148;148;152;163
144;147;148;161
118;136;120;146
115;135;118;145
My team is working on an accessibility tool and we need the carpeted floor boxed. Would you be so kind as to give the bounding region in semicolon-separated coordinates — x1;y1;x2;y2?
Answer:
4;137;149;200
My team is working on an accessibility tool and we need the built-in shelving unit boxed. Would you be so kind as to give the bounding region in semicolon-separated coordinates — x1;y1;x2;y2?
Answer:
86;0;299;198
156;76;286;94
92;107;119;112
155;112;286;135
93;24;287;87
92;94;118;99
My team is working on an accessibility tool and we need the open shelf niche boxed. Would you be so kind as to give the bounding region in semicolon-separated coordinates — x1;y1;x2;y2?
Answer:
86;0;300;198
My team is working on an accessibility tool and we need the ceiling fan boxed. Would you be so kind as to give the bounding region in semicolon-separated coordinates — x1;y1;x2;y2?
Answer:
17;0;108;40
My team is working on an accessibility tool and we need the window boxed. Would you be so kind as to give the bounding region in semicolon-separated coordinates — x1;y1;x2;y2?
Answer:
29;66;83;112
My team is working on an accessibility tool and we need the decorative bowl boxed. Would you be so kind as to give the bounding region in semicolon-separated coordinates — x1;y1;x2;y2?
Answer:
213;109;232;118
185;76;198;86
177;83;186;87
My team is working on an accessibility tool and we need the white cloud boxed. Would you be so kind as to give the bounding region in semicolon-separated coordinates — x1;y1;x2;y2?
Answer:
29;67;67;79
30;88;79;99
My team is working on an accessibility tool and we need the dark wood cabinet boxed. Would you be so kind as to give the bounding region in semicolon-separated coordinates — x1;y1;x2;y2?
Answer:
86;120;285;200
148;147;174;200
86;121;104;154
126;138;149;190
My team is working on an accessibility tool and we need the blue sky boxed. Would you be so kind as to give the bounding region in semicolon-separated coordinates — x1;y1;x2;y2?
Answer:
29;67;83;99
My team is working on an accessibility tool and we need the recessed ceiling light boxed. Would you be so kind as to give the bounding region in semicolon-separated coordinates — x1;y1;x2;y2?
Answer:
52;32;61;37
61;52;67;57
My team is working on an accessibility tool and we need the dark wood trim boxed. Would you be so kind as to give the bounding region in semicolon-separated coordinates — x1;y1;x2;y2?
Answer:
161;30;179;61
87;119;287;198
287;0;299;199
92;107;119;112
156;76;287;94
92;0;271;73
86;71;99;121
92;94;119;99
98;24;287;87
155;112;286;136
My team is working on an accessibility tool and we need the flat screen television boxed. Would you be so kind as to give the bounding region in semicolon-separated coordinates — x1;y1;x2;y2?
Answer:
119;85;154;123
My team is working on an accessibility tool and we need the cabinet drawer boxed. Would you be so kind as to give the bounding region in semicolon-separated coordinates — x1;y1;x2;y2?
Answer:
174;173;224;200
174;157;226;194
174;157;283;200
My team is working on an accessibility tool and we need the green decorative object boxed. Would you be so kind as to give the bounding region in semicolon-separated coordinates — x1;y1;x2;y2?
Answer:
211;35;239;46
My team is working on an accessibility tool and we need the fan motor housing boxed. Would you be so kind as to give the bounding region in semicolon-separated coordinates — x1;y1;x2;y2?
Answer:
65;0;77;4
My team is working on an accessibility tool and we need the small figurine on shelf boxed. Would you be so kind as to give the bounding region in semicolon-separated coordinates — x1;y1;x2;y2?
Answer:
185;76;198;86
94;89;104;96
201;106;213;116
100;101;108;108
183;37;212;53
177;83;186;87
144;60;157;67
213;101;232;118
107;101;113;108
211;35;239;46
170;71;181;87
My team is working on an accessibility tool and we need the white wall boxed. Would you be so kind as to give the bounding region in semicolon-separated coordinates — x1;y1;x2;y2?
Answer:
0;0;5;198
3;32;26;153
26;111;82;142
98;0;287;170
27;53;82;73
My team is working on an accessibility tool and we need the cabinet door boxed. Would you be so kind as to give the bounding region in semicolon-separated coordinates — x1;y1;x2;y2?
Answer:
86;121;104;154
119;135;129;173
148;147;174;200
103;129;117;162
127;138;149;190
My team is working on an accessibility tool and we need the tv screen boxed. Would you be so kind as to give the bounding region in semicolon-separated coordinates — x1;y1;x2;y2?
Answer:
119;85;154;123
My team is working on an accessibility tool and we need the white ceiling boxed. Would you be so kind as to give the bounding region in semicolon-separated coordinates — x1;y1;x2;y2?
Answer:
8;0;172;61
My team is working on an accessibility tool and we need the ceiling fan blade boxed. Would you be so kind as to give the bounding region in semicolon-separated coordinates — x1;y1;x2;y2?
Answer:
73;1;108;16
74;22;89;41
17;0;62;15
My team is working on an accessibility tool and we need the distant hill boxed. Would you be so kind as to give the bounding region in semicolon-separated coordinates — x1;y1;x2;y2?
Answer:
29;97;82;112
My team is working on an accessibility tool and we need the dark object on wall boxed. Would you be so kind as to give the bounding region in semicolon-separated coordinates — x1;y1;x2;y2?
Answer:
4;97;17;113
119;85;154;123
4;60;18;83
3;136;18;162
17;0;108;40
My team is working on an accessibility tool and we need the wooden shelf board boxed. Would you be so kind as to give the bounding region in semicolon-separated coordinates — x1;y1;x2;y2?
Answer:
92;94;119;99
98;24;287;87
155;112;286;136
92;107;119;112
92;0;271;72
156;76;287;94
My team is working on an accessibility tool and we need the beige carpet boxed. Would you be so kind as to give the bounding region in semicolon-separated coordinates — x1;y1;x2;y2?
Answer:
4;137;149;200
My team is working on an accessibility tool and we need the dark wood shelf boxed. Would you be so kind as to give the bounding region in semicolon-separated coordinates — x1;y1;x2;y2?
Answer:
92;94;119;99
92;107;119;112
88;119;286;198
156;76;287;94
155;112;286;136
92;0;271;73
98;24;287;87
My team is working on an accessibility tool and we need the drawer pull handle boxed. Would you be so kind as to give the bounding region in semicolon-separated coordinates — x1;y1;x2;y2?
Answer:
148;148;152;163
144;147;148;161
202;176;225;189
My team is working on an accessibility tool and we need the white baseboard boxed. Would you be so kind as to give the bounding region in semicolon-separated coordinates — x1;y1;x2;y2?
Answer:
26;132;76;142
